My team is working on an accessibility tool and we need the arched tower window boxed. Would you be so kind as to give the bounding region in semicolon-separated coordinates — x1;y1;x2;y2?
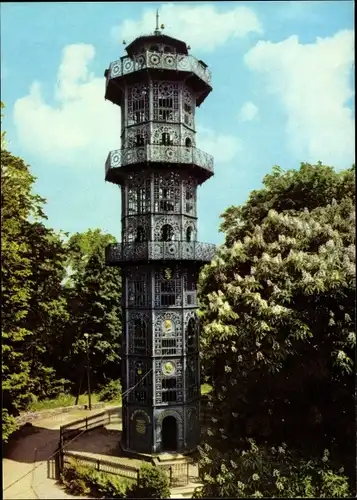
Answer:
186;227;193;242
161;224;174;242
136;134;145;146
150;45;159;52
161;132;173;145
164;46;171;53
135;226;145;243
185;137;192;148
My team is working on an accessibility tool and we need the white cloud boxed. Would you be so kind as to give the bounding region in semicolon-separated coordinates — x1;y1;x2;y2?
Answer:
238;101;259;122
197;125;242;163
111;4;263;52
13;44;119;166
245;30;355;167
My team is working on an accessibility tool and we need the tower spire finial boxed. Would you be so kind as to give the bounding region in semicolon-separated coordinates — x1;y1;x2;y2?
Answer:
156;9;159;32
154;9;163;35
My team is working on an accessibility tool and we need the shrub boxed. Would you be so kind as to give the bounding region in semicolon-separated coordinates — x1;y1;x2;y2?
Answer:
61;458;131;498
196;439;352;498
98;379;122;402
127;463;171;499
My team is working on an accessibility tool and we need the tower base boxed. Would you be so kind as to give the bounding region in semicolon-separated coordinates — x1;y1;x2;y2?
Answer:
118;438;198;487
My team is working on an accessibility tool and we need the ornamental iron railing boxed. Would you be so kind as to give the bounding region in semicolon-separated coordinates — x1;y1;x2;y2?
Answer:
105;145;214;176
106;241;216;264
107;51;211;86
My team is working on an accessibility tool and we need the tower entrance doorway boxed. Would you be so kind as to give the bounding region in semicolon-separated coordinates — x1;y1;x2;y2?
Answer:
161;416;178;452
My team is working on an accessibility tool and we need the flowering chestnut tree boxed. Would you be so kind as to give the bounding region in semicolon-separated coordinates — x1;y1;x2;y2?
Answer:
197;163;355;497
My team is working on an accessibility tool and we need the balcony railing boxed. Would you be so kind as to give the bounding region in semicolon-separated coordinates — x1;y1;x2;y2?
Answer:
105;144;214;176
107;51;211;86
106;241;216;264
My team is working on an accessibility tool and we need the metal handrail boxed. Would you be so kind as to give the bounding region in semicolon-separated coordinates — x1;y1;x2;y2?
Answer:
105;144;214;175
107;51;211;85
106;241;216;263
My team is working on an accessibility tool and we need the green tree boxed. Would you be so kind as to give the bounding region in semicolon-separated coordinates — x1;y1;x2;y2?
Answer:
1;102;71;439
198;163;355;496
61;231;122;391
21;222;70;399
1;103;46;438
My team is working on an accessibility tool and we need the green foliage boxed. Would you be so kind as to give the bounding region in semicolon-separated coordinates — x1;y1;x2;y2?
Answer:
28;391;101;411
198;162;355;495
99;379;122;402
200;383;213;395
61;231;122;392
61;458;132;498
195;440;351;498
2;409;19;443
1;103;124;444
127;463;171;499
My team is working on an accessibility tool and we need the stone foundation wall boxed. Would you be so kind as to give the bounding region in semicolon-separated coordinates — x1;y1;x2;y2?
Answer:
16;402;106;426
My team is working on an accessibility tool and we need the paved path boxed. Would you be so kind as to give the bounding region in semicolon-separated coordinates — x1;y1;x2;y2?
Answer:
3;407;115;500
3;405;200;499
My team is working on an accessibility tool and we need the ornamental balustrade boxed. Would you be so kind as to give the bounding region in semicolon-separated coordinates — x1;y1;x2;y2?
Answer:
106;241;216;264
107;51;211;86
105;145;214;176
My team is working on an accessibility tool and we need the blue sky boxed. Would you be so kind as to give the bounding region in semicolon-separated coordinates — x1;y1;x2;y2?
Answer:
1;1;354;245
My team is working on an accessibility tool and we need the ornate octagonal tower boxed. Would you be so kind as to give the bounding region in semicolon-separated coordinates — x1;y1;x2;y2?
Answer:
104;15;215;455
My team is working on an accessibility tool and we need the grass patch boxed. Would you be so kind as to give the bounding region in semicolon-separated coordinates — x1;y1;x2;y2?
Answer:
201;383;213;395
28;392;120;411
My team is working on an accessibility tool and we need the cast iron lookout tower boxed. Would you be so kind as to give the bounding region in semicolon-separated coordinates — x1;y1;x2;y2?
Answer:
104;15;215;454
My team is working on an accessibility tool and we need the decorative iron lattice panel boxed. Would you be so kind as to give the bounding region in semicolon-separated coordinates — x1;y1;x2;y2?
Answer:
127;311;151;354
108;52;212;85
152;123;180;146
153;312;183;356
153;171;181;214
125;173;151;216
106;241;216;263
123;215;151;243
105;145;214;174
127;83;150;125
128;359;152;404
154;358;183;404
154;268;183;308
153;216;181;242
126;123;150;148
127;269;150;308
183;271;198;308
153;81;179;122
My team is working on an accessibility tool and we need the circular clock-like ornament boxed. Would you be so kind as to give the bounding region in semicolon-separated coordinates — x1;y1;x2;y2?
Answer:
162;318;175;336
162;361;176;377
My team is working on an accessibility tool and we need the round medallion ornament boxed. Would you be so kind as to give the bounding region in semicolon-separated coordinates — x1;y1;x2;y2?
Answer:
164;55;174;67
111;63;121;76
124;59;133;73
111;153;120;167
158;82;174;97
150;53;160;65
162;319;175;336
162;361;176;377
132;84;146;100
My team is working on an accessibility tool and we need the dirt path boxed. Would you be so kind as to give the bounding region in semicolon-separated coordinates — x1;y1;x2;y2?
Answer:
3;407;116;500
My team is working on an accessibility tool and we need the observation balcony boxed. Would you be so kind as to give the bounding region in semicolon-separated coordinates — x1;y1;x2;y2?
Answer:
105;144;214;185
105;51;212;107
105;241;216;266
